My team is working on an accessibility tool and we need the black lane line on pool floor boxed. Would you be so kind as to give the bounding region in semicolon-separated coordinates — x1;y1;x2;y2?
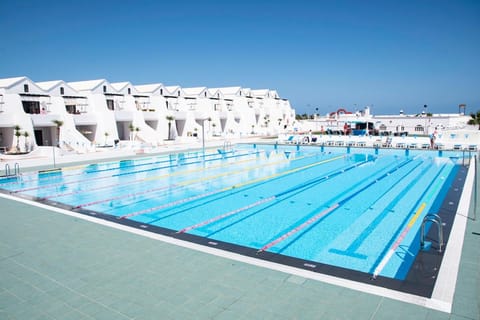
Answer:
0;164;467;298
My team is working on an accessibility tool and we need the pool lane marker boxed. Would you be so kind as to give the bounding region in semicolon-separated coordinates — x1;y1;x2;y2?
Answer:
73;184;177;209
176;156;369;234
116;154;312;217
371;164;448;279
41;151;265;200
328;159;429;259
256;157;415;254
0;149;228;185
121;154;345;220
10;150;259;194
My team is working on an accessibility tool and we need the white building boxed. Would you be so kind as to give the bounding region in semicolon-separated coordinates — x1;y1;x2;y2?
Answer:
301;106;472;136
0;76;295;153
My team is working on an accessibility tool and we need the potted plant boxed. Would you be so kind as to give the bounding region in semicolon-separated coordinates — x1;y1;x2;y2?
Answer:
52;120;64;147
23;131;30;152
166;115;175;140
104;132;109;146
14;125;21;152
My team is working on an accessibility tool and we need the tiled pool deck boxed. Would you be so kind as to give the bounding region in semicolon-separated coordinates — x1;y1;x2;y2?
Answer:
0;150;479;320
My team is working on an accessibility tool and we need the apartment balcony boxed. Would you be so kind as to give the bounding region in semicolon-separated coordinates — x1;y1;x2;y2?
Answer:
143;111;160;121
114;110;134;122
194;112;209;121
174;111;187;120
30;113;63;127
218;111;228;120
0;113;16;127
73;113;97;125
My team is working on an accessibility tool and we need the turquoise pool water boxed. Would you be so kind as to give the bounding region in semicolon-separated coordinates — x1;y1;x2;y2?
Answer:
0;144;461;280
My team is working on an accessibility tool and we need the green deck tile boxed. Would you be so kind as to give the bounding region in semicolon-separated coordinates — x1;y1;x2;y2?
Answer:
372;298;429;320
0;290;23;311
1;158;479;320
451;293;480;320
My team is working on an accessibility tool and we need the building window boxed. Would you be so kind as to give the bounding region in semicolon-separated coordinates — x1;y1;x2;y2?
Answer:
204;92;207;97
106;99;114;110
65;105;77;114
103;85;107;93
22;101;40;114
160;89;163;95
415;125;424;132
178;91;180;97
24;84;29;93
60;87;64;95
128;88;131;95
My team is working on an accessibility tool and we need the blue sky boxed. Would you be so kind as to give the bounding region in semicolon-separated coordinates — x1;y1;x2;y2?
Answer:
1;0;479;115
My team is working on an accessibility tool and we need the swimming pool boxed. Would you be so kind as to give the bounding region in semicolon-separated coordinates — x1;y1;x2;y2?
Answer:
0;144;469;296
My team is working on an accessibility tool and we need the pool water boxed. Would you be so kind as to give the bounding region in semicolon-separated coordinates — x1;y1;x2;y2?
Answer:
0;144;462;280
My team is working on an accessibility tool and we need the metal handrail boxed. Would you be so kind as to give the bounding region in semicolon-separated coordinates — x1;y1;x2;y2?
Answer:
14;163;20;175
420;213;444;252
4;164;10;177
474;154;477;221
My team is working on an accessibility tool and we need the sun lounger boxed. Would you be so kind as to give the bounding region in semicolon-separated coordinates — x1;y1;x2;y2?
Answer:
382;137;392;148
357;141;366;147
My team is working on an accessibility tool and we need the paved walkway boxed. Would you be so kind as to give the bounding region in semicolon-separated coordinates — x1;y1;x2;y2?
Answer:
0;148;478;320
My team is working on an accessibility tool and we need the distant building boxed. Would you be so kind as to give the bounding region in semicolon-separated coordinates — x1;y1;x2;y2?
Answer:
301;106;472;136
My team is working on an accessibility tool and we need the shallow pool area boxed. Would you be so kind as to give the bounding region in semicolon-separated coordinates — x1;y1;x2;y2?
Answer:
0;144;472;299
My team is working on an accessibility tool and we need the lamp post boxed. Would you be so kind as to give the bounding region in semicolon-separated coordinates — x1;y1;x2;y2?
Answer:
423;104;428;135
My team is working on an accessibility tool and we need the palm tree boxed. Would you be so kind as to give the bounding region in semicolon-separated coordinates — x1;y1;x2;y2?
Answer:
135;127;140;142
104;132;109;146
14;125;21;152
468;111;480;130
166;115;175;140
52;120;64;147
23;131;29;152
128;123;135;141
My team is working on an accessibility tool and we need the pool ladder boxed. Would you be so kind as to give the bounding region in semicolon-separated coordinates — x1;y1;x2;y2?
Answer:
3;163;20;177
420;213;444;253
223;141;232;151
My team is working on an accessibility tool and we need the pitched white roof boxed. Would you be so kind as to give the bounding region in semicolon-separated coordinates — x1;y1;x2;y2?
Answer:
217;87;242;95
207;88;219;95
164;86;182;96
135;83;164;93
183;87;207;96
36;80;63;91
68;79;106;91
269;90;279;98
110;82;130;91
0;76;27;88
251;89;270;97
